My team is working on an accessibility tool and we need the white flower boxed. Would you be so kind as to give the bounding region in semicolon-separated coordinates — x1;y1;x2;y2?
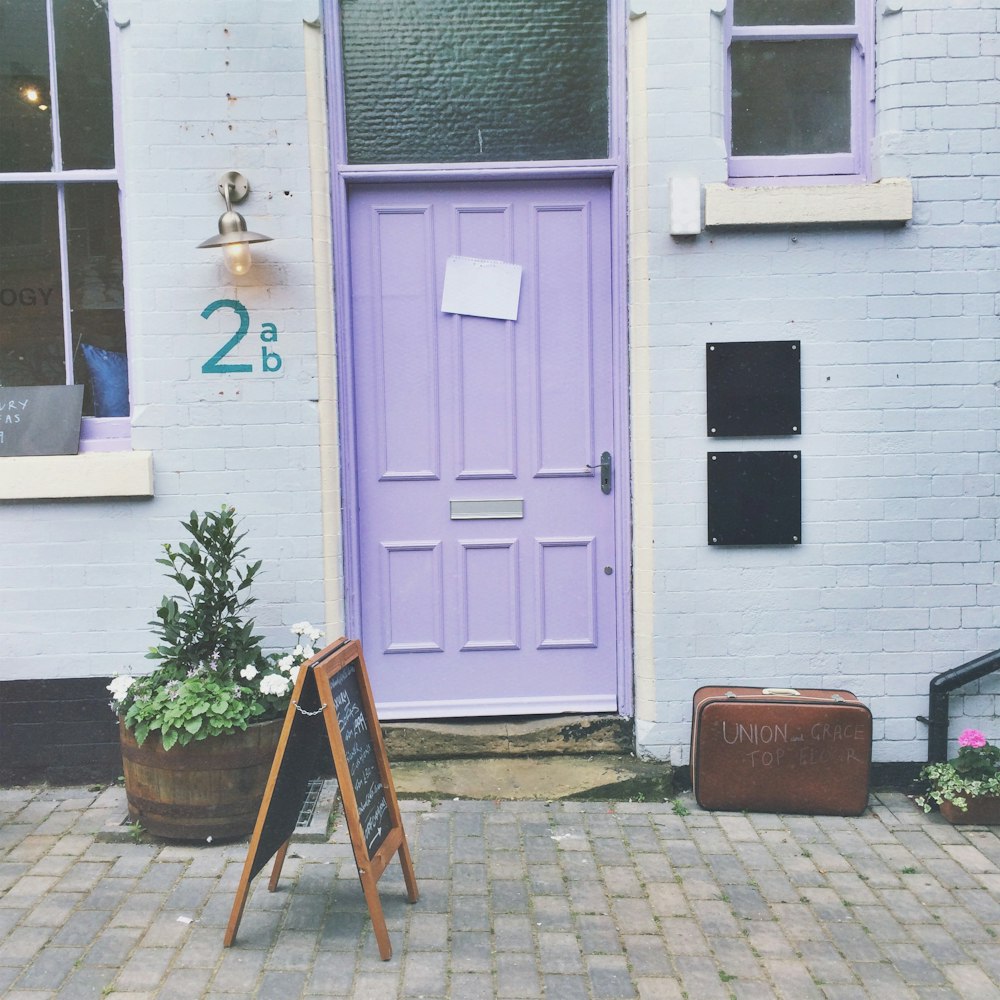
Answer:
240;664;258;681
291;621;311;636
278;654;296;674
107;675;135;702
307;628;323;644
293;645;314;660
260;673;292;698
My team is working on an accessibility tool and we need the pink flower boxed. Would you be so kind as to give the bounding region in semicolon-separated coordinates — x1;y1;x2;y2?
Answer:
958;729;987;749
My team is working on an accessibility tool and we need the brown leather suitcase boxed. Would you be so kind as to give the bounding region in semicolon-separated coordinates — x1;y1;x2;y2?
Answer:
690;686;872;816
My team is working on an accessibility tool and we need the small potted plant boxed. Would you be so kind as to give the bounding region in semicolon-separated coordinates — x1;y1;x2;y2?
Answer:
108;505;324;841
915;728;1000;825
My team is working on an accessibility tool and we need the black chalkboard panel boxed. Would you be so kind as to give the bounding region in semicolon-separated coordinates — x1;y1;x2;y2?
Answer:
247;660;329;883
708;450;801;546
0;385;84;456
328;658;390;857
707;341;800;437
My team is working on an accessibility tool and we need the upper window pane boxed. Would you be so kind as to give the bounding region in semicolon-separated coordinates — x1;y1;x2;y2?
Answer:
340;0;610;164
734;0;855;26
54;0;114;169
0;3;54;172
731;39;852;156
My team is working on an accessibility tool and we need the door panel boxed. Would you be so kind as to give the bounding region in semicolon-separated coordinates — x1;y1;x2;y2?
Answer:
348;178;617;718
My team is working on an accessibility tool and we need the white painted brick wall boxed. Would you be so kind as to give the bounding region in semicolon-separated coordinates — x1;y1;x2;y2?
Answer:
0;1;330;681
3;0;998;766
635;0;1000;762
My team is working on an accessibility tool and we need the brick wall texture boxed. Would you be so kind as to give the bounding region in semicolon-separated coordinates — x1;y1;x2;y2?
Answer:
1;0;997;766
634;0;1000;761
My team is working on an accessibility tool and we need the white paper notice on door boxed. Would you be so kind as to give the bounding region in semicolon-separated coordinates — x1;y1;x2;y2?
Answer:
441;255;522;322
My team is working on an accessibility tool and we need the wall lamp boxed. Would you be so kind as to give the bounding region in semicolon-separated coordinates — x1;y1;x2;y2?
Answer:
197;171;272;276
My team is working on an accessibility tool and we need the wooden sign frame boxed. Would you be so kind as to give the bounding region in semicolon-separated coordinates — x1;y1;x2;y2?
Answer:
225;639;418;959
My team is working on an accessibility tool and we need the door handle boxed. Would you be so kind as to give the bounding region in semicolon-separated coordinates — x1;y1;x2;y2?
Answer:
586;451;612;495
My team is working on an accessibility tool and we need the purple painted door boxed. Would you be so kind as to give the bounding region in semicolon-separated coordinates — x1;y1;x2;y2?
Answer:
348;178;618;718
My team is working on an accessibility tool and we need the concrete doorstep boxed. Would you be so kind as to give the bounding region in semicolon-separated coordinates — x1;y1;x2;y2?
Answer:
383;713;675;803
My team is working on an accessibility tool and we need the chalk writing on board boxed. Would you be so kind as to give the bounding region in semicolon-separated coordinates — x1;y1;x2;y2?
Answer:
715;716;870;771
330;659;390;856
0;386;83;457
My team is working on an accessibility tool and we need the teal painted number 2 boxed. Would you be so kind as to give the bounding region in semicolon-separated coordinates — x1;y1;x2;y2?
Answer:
201;298;282;374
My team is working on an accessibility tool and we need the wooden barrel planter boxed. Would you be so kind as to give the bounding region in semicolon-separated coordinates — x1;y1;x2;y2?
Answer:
939;794;1000;826
119;718;283;841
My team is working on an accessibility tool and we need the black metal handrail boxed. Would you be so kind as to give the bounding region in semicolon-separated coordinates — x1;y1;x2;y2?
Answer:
918;649;1000;763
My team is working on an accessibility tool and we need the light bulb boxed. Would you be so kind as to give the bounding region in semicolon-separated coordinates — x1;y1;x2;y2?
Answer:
223;242;252;276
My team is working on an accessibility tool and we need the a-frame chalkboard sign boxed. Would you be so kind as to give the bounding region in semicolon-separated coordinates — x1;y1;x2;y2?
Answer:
224;638;418;959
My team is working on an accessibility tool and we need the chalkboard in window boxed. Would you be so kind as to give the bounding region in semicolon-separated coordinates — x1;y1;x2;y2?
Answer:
225;639;418;959
0;385;84;456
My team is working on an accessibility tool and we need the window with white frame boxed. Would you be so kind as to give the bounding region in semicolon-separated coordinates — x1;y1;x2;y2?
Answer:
0;0;128;437
726;0;871;183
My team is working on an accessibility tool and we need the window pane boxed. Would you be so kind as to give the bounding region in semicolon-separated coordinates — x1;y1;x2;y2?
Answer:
734;0;854;26
54;0;114;169
0;3;54;172
0;186;64;387
731;40;852;156
341;0;609;164
66;184;128;416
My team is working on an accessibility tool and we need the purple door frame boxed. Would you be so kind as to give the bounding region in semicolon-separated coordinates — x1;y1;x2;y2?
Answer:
322;0;633;719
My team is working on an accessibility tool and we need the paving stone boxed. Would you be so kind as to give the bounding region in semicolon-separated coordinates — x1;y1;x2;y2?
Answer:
115;947;174;992
450;930;492;973
587;954;637;999
538;930;584;974
211;948;266;993
400;949;447;997
50;908;110;947
621;934;671;976
447;972;495;999
609;897;657;935
636;976;684;1000
656;916;711;957
494;913;534;952
54;963;118;999
0;925;53;964
23;892;85;928
451;894;490;931
532;893;573;930
13;945;82;990
671;954;733;1000
496;951;542;998
303;949;357;995
4;789;1000;1000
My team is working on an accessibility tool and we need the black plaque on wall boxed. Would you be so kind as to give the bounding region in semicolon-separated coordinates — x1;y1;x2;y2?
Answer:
707;341;800;437
708;451;801;546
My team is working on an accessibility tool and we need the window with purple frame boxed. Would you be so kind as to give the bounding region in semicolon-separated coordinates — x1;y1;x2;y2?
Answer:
726;0;872;183
0;0;129;450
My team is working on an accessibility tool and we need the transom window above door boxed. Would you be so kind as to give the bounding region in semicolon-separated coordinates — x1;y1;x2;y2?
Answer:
339;0;610;164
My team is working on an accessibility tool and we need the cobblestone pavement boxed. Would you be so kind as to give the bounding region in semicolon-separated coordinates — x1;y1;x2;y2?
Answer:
1;786;1000;999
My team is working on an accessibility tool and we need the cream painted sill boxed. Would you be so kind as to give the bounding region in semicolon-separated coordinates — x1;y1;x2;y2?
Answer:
704;178;913;227
0;452;154;500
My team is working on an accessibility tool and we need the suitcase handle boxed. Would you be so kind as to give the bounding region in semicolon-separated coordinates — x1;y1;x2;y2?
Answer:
761;687;801;696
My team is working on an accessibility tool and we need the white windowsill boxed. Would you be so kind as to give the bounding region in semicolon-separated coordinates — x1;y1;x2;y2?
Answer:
704;178;913;227
0;451;154;500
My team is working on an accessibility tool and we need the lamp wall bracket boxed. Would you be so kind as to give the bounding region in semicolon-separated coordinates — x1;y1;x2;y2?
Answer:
220;171;250;206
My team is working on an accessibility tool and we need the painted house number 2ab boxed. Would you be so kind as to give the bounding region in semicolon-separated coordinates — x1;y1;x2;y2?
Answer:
201;299;282;374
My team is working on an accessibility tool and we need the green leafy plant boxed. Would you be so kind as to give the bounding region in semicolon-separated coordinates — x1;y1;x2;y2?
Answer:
108;506;323;750
915;728;1000;813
